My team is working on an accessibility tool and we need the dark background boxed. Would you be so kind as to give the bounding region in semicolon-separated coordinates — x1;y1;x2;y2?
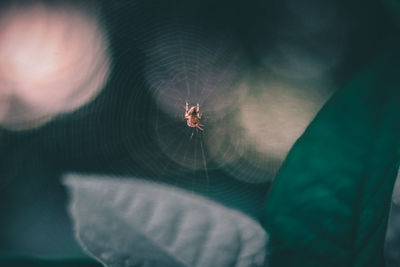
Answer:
0;0;397;259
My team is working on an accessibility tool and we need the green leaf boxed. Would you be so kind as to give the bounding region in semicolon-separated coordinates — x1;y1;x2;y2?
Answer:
65;174;267;267
264;55;400;267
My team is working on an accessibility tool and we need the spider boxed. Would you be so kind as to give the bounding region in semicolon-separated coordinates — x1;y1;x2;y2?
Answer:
185;102;204;131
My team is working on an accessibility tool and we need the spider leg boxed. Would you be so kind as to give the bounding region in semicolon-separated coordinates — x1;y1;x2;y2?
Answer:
196;103;199;113
196;124;204;131
186;102;188;113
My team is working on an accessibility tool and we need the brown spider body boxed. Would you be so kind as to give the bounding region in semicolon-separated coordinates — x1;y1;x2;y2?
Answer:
185;102;204;131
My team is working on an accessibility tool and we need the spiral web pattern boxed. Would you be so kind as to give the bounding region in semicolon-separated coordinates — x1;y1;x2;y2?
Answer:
0;0;334;187
107;3;333;186
145;20;246;174
39;1;265;200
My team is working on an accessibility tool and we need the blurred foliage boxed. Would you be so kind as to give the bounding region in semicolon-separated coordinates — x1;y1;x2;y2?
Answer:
264;52;400;266
0;0;399;265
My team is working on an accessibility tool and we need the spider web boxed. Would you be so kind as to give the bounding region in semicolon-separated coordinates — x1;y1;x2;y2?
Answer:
144;19;245;176
46;0;333;199
125;5;318;187
113;10;269;203
37;0;334;190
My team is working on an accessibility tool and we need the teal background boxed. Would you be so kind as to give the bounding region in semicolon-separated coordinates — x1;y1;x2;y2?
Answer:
0;0;398;265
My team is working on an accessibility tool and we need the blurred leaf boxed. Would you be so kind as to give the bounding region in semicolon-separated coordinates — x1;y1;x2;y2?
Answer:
391;170;400;206
264;55;400;267
65;174;267;267
385;170;400;266
385;202;400;267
